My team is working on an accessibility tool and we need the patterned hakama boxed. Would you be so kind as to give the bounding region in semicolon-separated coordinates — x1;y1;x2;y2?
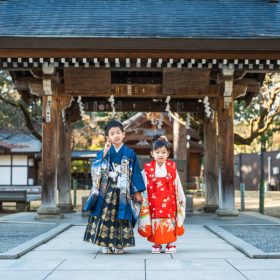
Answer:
84;181;135;249
83;144;145;249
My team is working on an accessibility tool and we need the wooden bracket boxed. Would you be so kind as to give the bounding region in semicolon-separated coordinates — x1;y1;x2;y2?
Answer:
42;63;55;75
43;79;53;95
29;82;44;97
222;66;234;108
59;96;74;111
42;63;56;95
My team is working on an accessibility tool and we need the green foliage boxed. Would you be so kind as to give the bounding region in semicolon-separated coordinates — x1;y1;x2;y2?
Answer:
234;73;280;151
0;70;24;129
0;70;42;139
71;111;137;151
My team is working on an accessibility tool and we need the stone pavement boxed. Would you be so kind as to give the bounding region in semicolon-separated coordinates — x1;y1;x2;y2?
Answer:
0;212;280;280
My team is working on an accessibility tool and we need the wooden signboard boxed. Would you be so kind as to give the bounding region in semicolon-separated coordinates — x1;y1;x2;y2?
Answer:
64;67;213;97
111;84;162;96
64;68;111;95
163;68;210;96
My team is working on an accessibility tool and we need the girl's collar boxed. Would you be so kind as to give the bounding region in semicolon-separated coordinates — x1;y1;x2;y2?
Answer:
156;161;166;169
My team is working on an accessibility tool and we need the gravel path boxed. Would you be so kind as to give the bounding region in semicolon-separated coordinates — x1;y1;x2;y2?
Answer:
0;223;57;253
220;225;280;253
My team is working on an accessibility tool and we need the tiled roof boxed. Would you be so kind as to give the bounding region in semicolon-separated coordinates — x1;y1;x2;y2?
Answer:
71;150;98;159
0;0;279;39
0;131;41;153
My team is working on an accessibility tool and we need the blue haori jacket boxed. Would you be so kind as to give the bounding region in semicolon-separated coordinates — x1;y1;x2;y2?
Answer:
89;144;146;226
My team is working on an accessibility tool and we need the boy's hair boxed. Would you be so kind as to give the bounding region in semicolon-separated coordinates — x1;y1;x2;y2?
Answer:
152;134;164;142
151;135;171;152
104;120;124;136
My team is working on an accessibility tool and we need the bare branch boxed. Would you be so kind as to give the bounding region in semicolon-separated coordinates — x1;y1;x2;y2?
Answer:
0;95;42;141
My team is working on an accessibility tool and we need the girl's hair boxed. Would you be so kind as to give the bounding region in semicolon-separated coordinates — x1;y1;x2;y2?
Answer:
151;135;171;152
104;120;124;136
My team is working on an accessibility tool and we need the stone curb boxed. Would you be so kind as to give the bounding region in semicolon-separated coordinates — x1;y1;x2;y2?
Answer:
0;223;71;259
205;224;280;259
0;212;88;226
242;211;280;224
0;212;33;221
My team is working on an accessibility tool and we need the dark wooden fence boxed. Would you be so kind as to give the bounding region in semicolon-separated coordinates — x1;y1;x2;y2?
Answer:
234;151;280;191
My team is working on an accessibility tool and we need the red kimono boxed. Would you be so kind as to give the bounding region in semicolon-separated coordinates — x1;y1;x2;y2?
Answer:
138;160;186;244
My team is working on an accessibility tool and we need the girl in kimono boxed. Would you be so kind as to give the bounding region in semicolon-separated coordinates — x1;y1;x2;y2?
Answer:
84;120;145;254
138;136;186;254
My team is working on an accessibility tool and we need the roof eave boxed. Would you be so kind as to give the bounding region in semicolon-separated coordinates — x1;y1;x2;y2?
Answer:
1;37;280;59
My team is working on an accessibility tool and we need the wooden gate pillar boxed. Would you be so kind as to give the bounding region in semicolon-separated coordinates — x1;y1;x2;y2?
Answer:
216;68;239;216
173;113;188;189
37;94;61;217
57;98;74;212
203;108;219;212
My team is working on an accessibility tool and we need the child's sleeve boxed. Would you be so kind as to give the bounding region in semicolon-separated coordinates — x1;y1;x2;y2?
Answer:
141;169;147;186
176;170;186;207
138;170;152;238
130;153;146;194
95;149;108;161
175;170;186;236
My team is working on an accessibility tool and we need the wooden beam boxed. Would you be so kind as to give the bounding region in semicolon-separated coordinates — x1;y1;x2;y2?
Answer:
81;98;204;113
1;37;280;59
59;85;218;98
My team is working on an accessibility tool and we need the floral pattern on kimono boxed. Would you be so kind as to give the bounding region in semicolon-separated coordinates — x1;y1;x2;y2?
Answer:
138;160;186;244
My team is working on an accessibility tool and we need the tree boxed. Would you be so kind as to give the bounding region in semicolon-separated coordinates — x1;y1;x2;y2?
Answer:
0;70;42;141
1;70;136;149
234;73;280;150
71;111;136;150
2;68;279;151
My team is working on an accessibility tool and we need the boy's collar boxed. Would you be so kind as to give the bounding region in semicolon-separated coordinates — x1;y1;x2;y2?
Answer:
112;143;124;153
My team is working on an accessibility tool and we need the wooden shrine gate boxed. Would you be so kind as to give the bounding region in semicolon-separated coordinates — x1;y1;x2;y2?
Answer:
1;56;271;217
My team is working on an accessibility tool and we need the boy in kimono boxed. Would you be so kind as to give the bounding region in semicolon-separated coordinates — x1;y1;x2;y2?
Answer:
138;136;186;254
84;120;145;254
